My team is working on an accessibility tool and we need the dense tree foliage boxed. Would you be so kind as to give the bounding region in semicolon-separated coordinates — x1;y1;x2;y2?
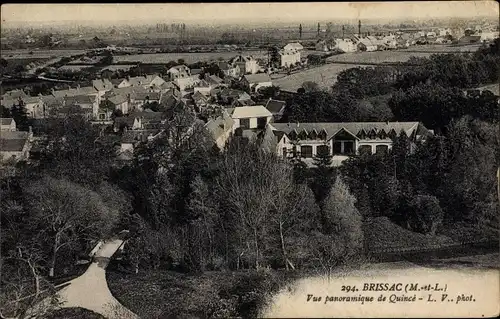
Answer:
341;116;499;238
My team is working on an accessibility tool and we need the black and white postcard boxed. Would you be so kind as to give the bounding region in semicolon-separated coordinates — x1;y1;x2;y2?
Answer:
0;2;498;318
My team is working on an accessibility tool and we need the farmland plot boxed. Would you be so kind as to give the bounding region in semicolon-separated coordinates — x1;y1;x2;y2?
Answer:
112;50;269;64
273;63;363;92
1;49;87;59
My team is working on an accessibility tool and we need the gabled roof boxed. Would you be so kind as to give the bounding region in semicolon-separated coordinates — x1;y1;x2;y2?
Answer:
110;78;128;86
1;131;30;140
160;81;176;90
0;138;28;152
105;86;148;99
205;111;235;140
93;79;113;91
271;122;424;140
40;95;65;108
58;105;93;115
108;94;129;105
243;73;272;83
129;110;165;121
195;79;210;88
127;75;161;87
284;42;304;51
192;91;208;104
0;97;18;108
64;95;96;105
237;92;252;101
265;99;286;114
231;55;254;63
168;65;190;73
191;68;203;75
231;105;273;119
1;118;14;126
207;75;223;85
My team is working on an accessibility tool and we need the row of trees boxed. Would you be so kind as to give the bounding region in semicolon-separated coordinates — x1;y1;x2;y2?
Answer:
340;116;498;239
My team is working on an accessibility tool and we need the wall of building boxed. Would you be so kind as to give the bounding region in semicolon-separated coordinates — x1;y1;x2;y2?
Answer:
234;116;272;129
280;52;301;67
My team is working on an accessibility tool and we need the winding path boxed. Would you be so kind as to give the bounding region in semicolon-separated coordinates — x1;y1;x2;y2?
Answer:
29;239;138;319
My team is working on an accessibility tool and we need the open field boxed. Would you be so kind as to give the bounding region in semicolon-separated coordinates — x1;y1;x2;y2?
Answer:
326;44;482;64
112;50;268;64
277;44;485;92
1;49;87;59
57;65;94;71
0;57;49;74
404;43;483;53
273;63;366;92
326;50;435;64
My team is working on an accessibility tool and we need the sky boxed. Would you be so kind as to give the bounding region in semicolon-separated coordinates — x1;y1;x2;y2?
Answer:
1;2;498;24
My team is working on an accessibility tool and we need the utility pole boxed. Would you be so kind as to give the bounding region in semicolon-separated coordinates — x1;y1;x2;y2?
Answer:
342;25;345;39
358;19;361;37
299;24;302;39
317;23;320;37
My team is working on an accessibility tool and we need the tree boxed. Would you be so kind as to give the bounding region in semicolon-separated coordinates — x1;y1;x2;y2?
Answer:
100;51;113;66
310;143;335;204
0;104;11;117
301;81;319;93
23;176;121;277
317;23;320;37
0;247;59;319
311;176;364;277
213;141;320;270
10;100;30;131
268;46;280;68
36;115;116;187
0;58;7;68
14;64;26;73
407;194;444;235
257;85;280;99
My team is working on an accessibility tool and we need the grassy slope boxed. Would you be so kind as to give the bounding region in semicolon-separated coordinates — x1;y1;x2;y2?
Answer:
107;268;304;319
45;307;105;319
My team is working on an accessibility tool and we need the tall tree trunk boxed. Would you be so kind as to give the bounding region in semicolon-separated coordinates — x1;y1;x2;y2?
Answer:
49;234;60;278
253;227;259;270
279;220;289;270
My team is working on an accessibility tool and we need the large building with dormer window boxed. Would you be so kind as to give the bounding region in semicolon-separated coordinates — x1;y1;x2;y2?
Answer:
265;121;433;166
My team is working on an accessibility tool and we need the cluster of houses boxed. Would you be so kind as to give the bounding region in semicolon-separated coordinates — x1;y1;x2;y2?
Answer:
314;26;499;53
0;100;434;168
1;41;438;167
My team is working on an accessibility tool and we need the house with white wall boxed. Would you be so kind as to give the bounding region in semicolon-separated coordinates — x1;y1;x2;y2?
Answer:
205;109;235;150
334;38;357;53
267;122;433;167
1;118;16;131
240;74;273;93
230;55;259;76
278;49;301;68
0;129;33;163
230;105;273;130
167;65;191;80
